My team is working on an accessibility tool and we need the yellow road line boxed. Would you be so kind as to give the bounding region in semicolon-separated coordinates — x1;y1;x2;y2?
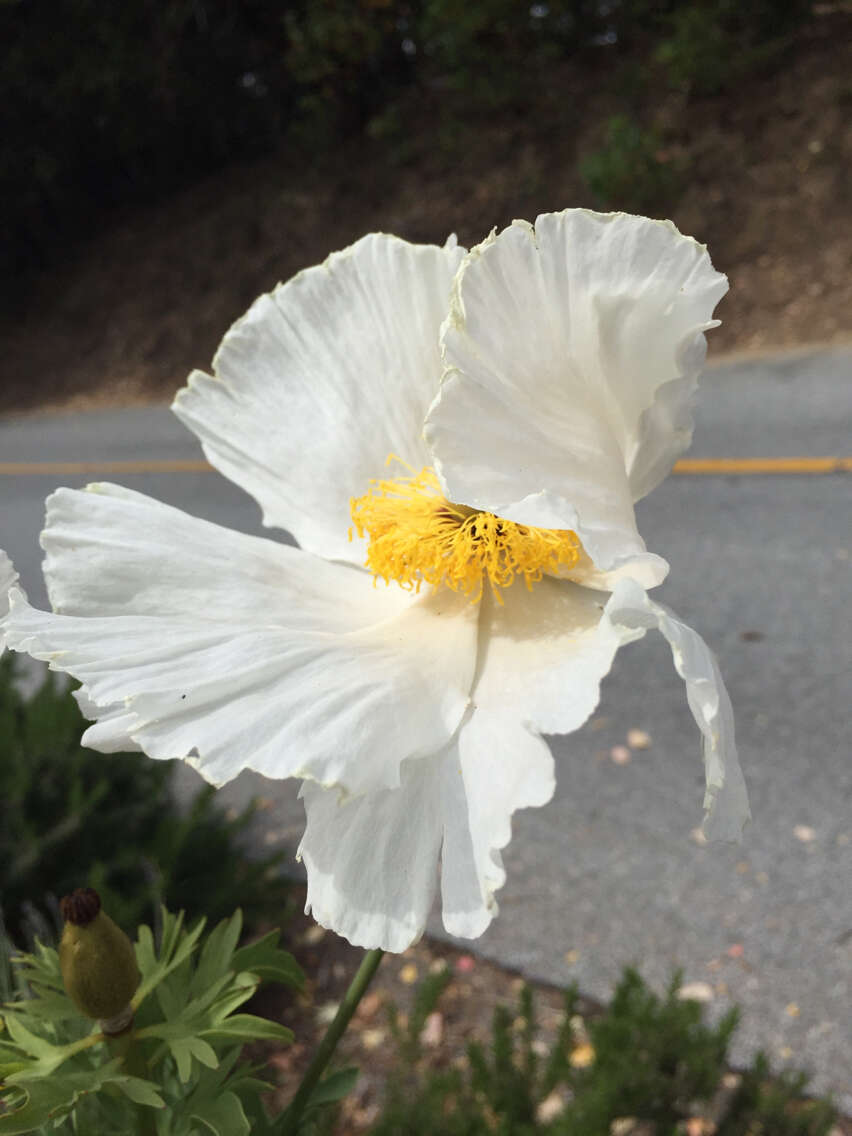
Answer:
674;457;852;474
0;457;850;476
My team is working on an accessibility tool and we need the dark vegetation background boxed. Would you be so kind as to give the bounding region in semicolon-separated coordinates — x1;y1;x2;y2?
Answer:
0;0;816;278
1;0;850;411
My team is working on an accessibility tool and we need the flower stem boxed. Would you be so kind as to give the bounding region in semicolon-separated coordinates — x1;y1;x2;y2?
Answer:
283;946;384;1132
106;1029;157;1136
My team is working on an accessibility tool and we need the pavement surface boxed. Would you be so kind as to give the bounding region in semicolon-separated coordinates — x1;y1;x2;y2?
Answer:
1;346;850;1106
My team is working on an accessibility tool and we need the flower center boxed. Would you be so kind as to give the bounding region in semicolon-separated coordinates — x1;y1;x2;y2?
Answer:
350;459;581;603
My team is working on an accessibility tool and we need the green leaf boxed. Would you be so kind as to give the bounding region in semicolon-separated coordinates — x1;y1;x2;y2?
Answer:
308;1066;359;1108
191;910;243;998
231;932;305;990
10;941;65;993
0;1058;28;1079
0;1059;157;1134
6;988;78;1023
155;968;185;1021
201;1014;294;1045
0;1011;101;1077
170;972;236;1029
169;1035;220;1083
134;909;205;1008
0;1011;57;1060
189;1089;251;1136
113;1074;166;1108
204;975;260;1026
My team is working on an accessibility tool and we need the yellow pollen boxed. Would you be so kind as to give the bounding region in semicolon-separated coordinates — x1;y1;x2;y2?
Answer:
349;460;581;603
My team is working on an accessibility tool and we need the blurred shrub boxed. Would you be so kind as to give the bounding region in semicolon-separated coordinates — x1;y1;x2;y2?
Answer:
1;0;816;290
415;0;590;109
285;0;415;143
716;1053;837;1136
579;113;682;212
0;652;292;948
655;0;814;95
371;967;837;1135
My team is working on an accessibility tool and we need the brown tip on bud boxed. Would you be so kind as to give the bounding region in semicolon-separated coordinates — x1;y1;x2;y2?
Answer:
60;887;101;926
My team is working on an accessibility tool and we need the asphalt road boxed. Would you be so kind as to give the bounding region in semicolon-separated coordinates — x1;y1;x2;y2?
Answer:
1;346;850;1106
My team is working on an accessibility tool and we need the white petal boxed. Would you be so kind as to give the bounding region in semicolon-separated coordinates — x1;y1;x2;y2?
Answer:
73;687;142;753
439;578;642;937
5;484;477;792
300;717;556;951
299;756;445;952
426;209;726;575
173;234;464;563
440;714;555;939
605;578;750;841
298;577;638;949
558;546;670;593
472;578;642;735
0;550;19;651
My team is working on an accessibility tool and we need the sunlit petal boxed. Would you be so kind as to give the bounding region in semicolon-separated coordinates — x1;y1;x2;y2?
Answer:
174;234;464;563
5;484;477;792
426;209;725;576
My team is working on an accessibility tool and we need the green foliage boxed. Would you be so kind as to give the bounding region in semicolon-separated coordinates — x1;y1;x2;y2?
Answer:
579;114;682;212
385;960;453;1065
284;0;414;142
0;0;819;289
0;906;306;1135
567;969;737;1131
716;1053;837;1136
415;0;585;111
371;967;838;1135
0;654;292;948
654;0;813;95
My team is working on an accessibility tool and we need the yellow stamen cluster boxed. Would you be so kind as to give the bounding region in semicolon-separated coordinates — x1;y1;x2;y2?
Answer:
350;461;581;603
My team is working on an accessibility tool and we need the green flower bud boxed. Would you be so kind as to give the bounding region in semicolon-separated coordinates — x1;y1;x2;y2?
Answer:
59;888;140;1034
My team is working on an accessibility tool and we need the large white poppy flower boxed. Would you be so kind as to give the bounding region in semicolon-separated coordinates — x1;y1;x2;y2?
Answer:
4;210;750;952
0;550;19;652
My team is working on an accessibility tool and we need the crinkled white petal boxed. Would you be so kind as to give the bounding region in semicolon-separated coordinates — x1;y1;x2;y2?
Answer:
300;717;555;952
299;756;446;952
426;209;726;576
439;713;555;939
73;687;142;753
4;484;477;792
605;578;750;841
438;578;643;937
173;233;464;564
299;578;644;949
0;550;19;652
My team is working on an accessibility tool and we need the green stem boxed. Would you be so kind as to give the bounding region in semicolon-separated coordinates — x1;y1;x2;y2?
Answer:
106;1029;157;1136
284;947;384;1133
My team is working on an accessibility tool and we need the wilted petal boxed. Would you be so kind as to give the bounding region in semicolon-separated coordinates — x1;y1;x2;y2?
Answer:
426;209;726;576
174;234;464;563
4;484;477;792
605;578;750;841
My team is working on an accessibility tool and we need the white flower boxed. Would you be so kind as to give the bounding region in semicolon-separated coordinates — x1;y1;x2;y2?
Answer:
4;210;750;952
0;550;19;652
